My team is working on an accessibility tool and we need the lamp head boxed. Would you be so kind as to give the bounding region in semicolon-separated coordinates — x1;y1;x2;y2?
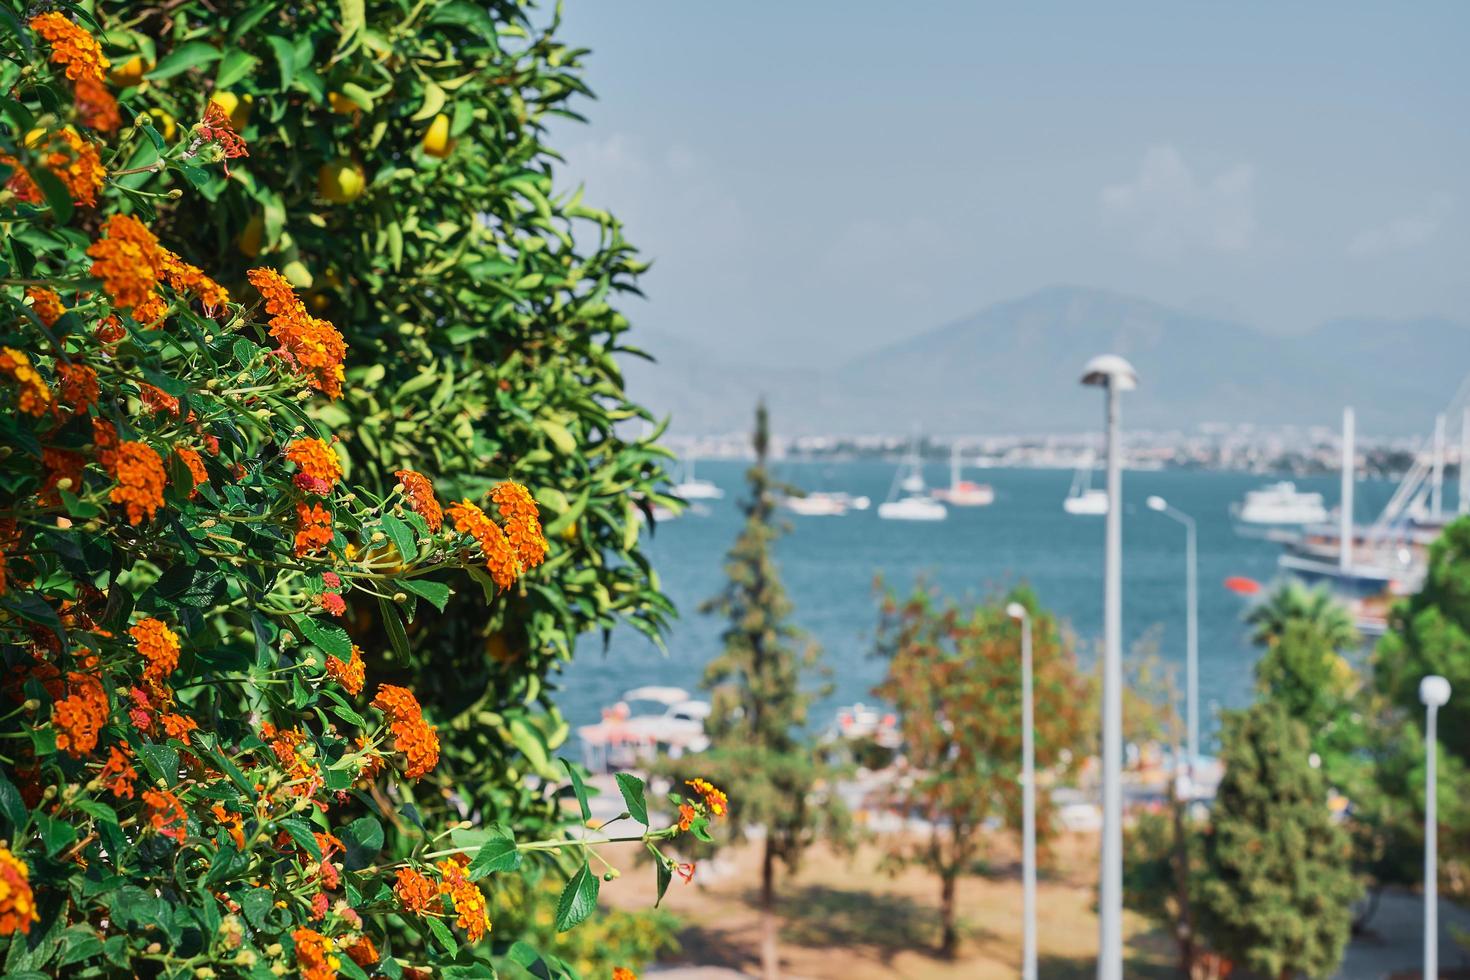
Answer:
1005;602;1027;621
1080;354;1139;391
1421;674;1452;708
1146;495;1167;512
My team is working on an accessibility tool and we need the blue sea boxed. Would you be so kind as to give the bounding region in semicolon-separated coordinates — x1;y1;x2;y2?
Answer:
556;462;1403;753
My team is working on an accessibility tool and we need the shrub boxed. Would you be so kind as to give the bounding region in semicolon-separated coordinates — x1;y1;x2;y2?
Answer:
0;9;708;978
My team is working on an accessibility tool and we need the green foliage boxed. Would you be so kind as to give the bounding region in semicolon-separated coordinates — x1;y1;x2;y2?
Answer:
695;402;846;865
873;583;1093;956
490;875;680;979
1245;580;1359;651
1370;515;1470;896
1196;702;1361;977
97;0;679;862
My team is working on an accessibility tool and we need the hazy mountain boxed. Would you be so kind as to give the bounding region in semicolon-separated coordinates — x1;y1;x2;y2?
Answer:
622;286;1470;437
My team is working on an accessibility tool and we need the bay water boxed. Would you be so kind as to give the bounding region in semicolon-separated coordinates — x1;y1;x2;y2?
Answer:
557;462;1402;753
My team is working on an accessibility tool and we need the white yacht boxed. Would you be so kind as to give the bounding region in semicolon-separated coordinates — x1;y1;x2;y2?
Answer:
672;457;724;501
879;440;948;521
577;686;711;773
1063;453;1108;515
931;444;994;506
1232;482;1328;525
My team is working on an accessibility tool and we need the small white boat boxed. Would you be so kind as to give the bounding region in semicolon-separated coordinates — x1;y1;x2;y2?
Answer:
1064;453;1107;515
782;492;848;516
1231;481;1328;525
672;457;724;501
577;686;711;773
823;702;901;749
931;445;994;506
880;439;947;521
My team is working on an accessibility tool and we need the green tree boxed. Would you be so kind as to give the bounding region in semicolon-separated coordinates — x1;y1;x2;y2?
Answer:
1196;702;1361;978
696;402;844;980
1245;581;1359;650
1371;515;1470;899
873;585;1093;959
100;0;680;962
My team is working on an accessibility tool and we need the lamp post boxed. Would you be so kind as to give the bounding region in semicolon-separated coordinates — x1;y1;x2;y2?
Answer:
1080;354;1137;980
1420;674;1451;978
1146;495;1198;792
1007;601;1037;980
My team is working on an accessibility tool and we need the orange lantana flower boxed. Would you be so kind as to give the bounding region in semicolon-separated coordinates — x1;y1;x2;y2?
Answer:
57;362;98;414
25;287;64;326
437;856;490;941
393;867;438;914
246;268;347;399
174;444;207;496
88;214;165;311
286;437;342;493
198;102;249;175
343;934;378;968
295;502;334;556
686;777;729;817
98;744;137;799
40;447;85;507
491;482;548;571
0;847;39;936
141;788;187;843
0;347;52;417
371;684;440;779
29;13;109;83
159;247;230;315
325;646;365;696
446;500;519;590
395;469;443;532
52;671;108;758
74;76;121;133
4;129;107;208
109;440;166;524
129;618;180;686
292;927;339;980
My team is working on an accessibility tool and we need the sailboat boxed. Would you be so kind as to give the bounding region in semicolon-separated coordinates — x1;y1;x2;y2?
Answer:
931;444;994;506
672;456;723;500
1063;452;1108;515
879;440;947;521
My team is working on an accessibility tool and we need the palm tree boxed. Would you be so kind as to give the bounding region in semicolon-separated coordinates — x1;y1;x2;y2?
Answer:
1245;581;1359;651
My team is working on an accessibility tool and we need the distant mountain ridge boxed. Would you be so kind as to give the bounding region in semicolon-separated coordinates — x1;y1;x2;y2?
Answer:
621;285;1470;437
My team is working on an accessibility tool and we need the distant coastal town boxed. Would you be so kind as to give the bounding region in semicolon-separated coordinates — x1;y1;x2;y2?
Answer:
668;424;1448;479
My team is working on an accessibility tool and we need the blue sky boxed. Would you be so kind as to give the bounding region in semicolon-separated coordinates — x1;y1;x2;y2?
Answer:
554;2;1469;365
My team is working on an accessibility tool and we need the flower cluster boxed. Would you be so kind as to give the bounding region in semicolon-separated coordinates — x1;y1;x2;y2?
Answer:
396;469;444;531
29;13;109;82
287;437;343;494
247;268;348;398
0;347;52;416
0;848;38;937
87;214;165;310
325;646;365;696
447;483;549;590
109;440;167;524
370;684;441;779
2;128;108;207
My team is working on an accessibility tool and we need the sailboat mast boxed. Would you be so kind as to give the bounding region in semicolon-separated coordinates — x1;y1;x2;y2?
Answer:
1432;413;1446;519
1461;407;1470;516
1340;407;1355;572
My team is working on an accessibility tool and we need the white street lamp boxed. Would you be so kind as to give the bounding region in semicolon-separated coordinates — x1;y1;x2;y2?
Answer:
1420;674;1451;979
1080;354;1137;980
1007;601;1037;980
1146;495;1198;793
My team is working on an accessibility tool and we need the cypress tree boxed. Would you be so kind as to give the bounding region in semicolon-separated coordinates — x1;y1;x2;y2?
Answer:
697;402;845;980
1197;701;1361;978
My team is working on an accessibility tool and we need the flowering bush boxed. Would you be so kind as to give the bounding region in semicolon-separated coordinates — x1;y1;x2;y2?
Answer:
0;10;711;978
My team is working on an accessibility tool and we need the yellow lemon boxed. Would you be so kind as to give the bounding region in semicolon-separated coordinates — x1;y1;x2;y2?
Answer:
108;54;152;89
145;108;176;142
308;291;331;314
317;159;366;204
421;113;452;158
23;127;47;148
560;521;577;542
327;91;358;115
237;213;264;257
209;91;253;129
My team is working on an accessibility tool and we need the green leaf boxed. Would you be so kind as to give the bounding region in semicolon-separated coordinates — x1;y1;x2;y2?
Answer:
137;743;180;787
215;49;259;89
655;859;672;907
538;419;576;456
28;165;73;224
614;772;649;825
342;816;383;870
379;512;417;562
0;770;30;833
425;915;457;955
149;42;223;81
277;817;322;861
465;826;520;880
559;757;591;822
337;0;366;47
240;888;274;928
292;614;352;658
378;597;411;661
552;863;599;932
397;578;450;611
265;35;296;89
411;82;446;122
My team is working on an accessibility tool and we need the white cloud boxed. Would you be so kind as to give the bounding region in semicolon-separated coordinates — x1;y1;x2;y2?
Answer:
1348;195;1452;256
1100;145;1256;257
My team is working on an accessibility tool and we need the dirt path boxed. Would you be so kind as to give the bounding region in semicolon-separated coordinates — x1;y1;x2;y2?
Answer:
600;833;1176;978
